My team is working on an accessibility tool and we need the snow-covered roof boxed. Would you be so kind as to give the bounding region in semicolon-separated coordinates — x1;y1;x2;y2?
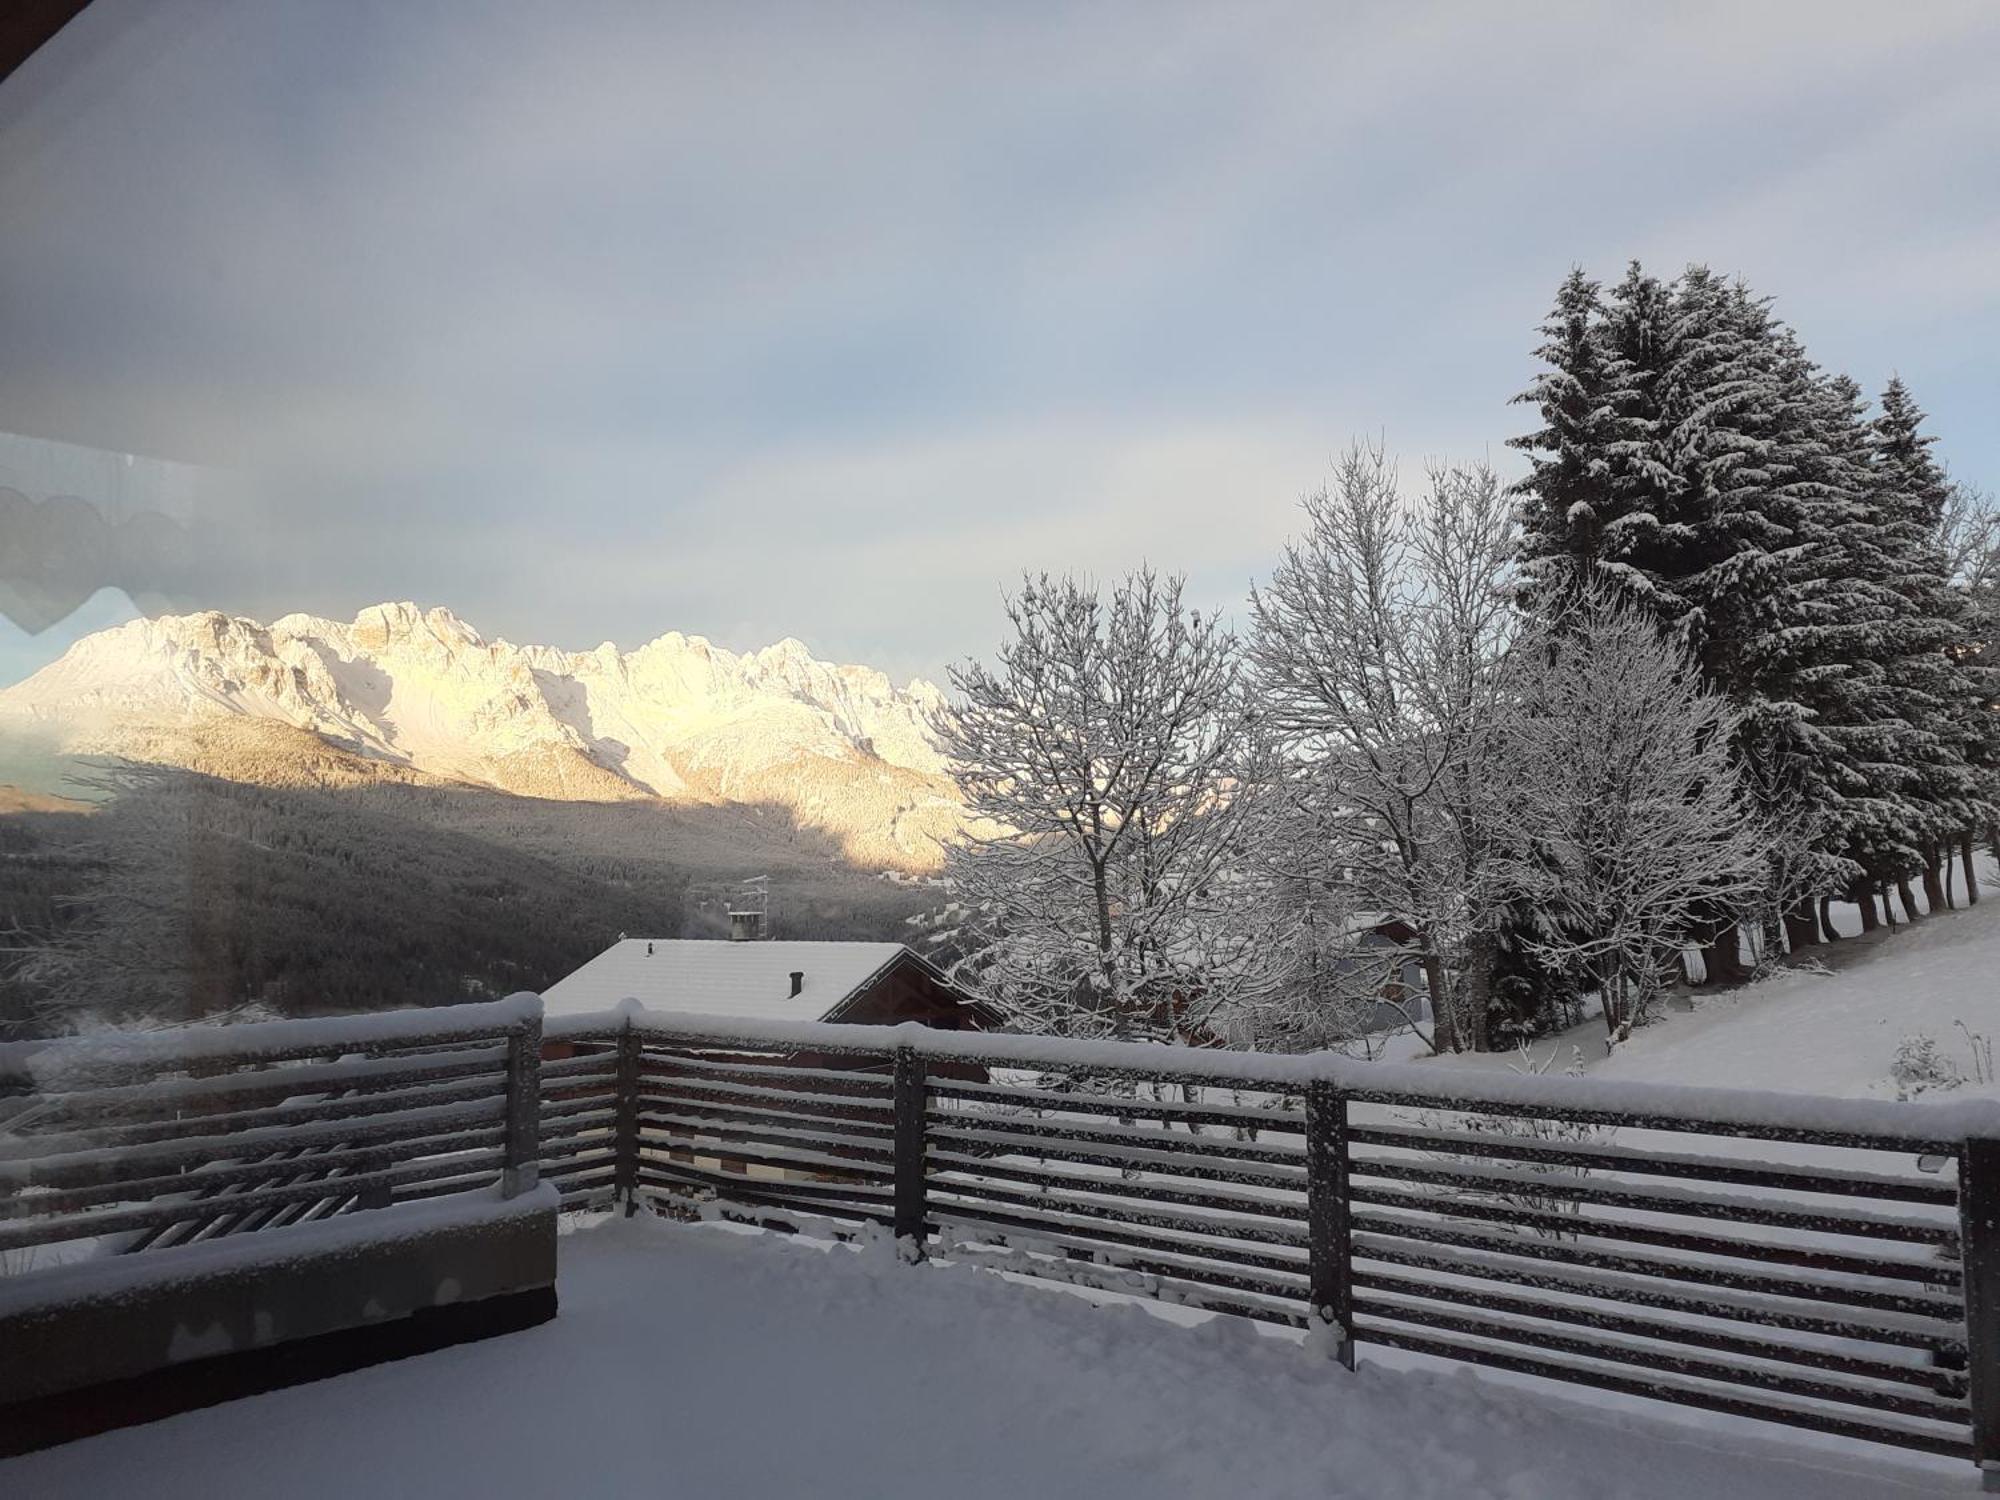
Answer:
540;939;929;1021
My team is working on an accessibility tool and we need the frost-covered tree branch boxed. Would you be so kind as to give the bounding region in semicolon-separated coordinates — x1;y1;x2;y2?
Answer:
1247;444;1517;1053
934;570;1279;1042
1497;595;1777;1046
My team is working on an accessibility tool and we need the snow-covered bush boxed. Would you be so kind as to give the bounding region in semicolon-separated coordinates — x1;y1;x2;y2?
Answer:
1890;1032;1963;1098
1495;595;1776;1048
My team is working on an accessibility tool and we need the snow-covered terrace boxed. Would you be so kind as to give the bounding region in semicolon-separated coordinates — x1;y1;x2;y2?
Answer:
10;924;2000;1499
5;1212;1970;1500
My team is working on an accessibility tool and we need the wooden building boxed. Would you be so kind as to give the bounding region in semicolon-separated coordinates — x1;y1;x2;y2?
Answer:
539;936;994;1035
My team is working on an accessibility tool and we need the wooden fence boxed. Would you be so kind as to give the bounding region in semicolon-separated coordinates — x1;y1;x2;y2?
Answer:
0;997;555;1448
0;998;543;1263
2;999;1992;1475
545;1008;2000;1477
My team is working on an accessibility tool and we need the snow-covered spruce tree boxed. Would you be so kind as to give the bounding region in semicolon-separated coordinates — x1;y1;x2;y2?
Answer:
1498;596;1775;1047
1520;266;1847;711
1938;479;2000;890
934;570;1277;1042
1651;273;1830;976
1583;263;1685;620
1508;268;1621;606
1868;379;1998;915
1737;359;1896;943
1486;888;1591;1043
1248;445;1516;1053
1509;263;1979;967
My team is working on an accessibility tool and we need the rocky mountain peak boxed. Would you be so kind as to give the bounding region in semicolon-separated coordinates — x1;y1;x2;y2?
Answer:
0;603;961;869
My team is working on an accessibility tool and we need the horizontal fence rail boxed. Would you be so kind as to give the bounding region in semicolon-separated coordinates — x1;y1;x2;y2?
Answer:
0;997;543;1263
546;1006;2000;1475
3;997;1993;1476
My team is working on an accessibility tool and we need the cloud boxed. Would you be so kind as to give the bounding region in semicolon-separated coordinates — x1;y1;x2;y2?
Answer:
0;0;1994;687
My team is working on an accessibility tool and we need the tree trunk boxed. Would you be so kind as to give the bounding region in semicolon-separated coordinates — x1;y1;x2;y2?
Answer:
1460;931;1496;1053
1818;894;1837;941
1419;950;1456;1053
1854;884;1879;933
1757;905;1784;966
1963;834;1982;906
1598;958;1625;1045
1634;962;1663;1030
1896;878;1922;924
1699;919;1748;985
1921;860;1946;914
1782;897;1820;952
1090;858;1120;1028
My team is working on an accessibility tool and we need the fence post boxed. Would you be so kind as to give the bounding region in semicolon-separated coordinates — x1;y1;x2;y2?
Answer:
501;1014;543;1200
892;1044;928;1261
1964;1137;2000;1488
614;1019;641;1216
1304;1079;1355;1369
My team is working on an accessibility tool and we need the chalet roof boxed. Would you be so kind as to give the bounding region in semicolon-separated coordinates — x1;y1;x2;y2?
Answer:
539;939;946;1022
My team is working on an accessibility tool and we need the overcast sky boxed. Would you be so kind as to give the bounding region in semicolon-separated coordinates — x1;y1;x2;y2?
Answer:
2;0;1995;688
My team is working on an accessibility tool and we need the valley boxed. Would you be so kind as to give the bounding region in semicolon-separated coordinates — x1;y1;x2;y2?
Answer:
0;604;963;1033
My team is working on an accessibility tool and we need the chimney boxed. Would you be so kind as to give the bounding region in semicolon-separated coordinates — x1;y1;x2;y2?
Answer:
788;970;804;998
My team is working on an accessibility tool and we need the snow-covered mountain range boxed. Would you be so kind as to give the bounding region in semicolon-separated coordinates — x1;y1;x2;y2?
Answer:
0;603;962;867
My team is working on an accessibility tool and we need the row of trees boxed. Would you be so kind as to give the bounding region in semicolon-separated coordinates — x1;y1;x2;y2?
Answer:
1514;265;1999;964
936;263;1997;1053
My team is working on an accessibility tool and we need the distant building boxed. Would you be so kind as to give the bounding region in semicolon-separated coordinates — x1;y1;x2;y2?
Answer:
540;935;995;1032
1339;914;1431;1029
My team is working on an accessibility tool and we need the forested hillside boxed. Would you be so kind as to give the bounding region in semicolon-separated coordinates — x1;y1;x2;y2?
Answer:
0;767;936;1035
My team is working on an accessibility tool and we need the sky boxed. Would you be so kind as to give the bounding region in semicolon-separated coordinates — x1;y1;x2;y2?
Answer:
1;0;1996;689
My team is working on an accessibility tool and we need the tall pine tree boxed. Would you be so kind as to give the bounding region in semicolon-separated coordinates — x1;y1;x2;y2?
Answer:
1750;363;1907;936
1870;379;1996;912
1509;268;1620;603
1511;264;1994;974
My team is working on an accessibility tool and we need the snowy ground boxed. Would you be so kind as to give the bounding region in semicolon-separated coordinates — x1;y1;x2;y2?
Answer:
6;1212;1970;1500
1416;869;2000;1107
1590;899;2000;1104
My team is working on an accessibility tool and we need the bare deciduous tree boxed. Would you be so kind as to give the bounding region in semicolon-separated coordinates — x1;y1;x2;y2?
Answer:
1248;443;1516;1052
935;570;1275;1041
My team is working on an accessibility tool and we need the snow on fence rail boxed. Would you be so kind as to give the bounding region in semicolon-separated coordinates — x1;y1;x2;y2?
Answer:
0;996;544;1263
2;998;1994;1477
546;1006;2000;1477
